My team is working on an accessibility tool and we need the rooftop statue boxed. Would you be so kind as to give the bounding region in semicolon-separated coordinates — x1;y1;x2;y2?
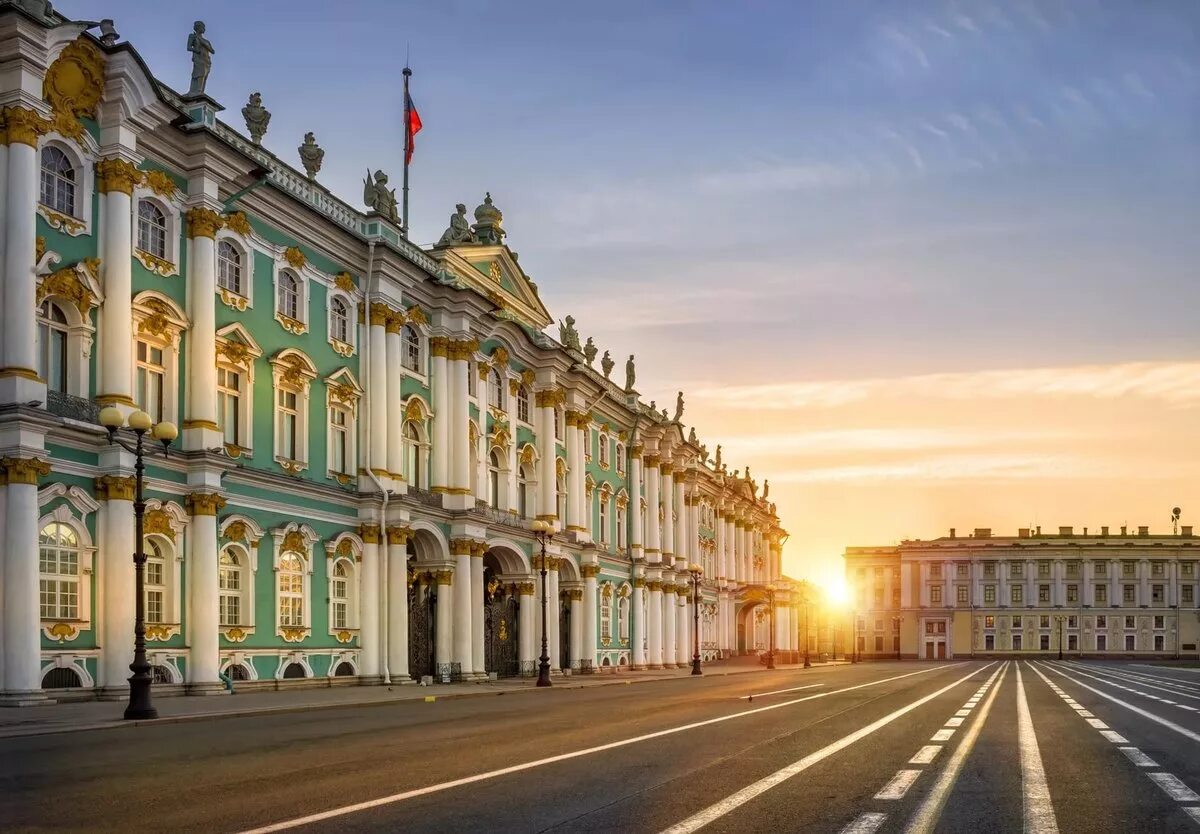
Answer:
673;391;684;422
584;337;598;366
298;132;323;180
242;92;270;145
763;479;770;499
186;21;215;97
437;203;473;246
625;354;636;392
559;315;581;352
714;444;722;469
472;193;505;245
363;169;399;223
601;350;614;379
688;427;697;444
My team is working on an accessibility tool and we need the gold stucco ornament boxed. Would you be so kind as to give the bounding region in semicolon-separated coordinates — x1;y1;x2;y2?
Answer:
43;37;106;141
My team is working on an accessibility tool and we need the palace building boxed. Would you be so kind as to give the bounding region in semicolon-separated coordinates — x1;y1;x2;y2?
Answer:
0;5;797;704
845;526;1200;661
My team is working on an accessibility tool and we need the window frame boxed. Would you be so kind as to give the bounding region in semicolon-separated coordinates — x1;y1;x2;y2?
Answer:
36;137;94;236
132;194;180;276
270;350;318;471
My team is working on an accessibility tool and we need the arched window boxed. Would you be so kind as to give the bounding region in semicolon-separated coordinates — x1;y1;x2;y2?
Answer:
145;539;167;624
217;240;242;295
331;560;350;629
402;325;421;371
39;522;79;620
329;297;350;344
42;667;82;689
600;585;613;642
489;448;503;509
137;199;168;259
37;300;69;394
598;494;610;545
556;470;567;522
277;271;300;320
618;592;631;643
616;443;625;475
39;146;75;215
218;548;244;627
278;552;305;627
517;385;530;423
599;434;609;468
617;502;627;550
518;463;533;519
328;404;352;475
405;421;424;487
488;368;504;408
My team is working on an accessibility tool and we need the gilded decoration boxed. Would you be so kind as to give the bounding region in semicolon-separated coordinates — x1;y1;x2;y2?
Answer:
581;564;601;578
633;577;646;588
490;347;509;366
217;340;251;366
219;288;248;311
185;206;223;239
520;369;536;387
358;524;382;545
223;211;252;236
386;526;412;546
429;336;449;358
276;312;306;335
224;520;247;542
38;206;86;235
185;492;226;516
143;170;179;199
145;624;176;641
488;261;502;283
477;361;491;380
1;457;51;485
282;530;308;553
94;474;135;501
336;630;353;644
534;388;565;409
37;260;100;314
2;106;50;147
368;302;392;327
385;309;406;335
328;382;359;405
434;569;454;585
46;622;79;642
406;305;428;326
335;538;354;559
487;290;506;312
224;626;247;642
284;246;307;268
334;272;355;292
519;445;535;466
42;37;105;142
517;581;535;595
95;158;141;195
449;537;472;556
36;235;45;263
135;248;176;277
403;398;425;422
138;299;176;340
143;509;176;541
280;626;308;643
508;379;520;396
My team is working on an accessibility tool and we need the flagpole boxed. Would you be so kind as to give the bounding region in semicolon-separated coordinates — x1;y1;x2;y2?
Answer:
402;65;412;234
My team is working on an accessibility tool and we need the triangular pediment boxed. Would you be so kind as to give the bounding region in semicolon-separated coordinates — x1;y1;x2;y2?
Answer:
430;244;553;331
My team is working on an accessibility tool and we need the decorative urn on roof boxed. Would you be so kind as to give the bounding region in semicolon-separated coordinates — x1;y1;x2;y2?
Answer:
472;193;506;245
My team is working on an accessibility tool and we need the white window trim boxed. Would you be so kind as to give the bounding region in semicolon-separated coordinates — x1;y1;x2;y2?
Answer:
324;532;364;640
131;190;182;277
402;395;433;489
214;230;254;311
218;514;265;641
400;322;428;380
143;499;188;638
270;349;318;472
325;368;362;483
37;134;95;236
272;265;310;335
215;323;263;457
326;287;357;357
36;274;100;398
218;542;253;629
271;522;319;641
131;291;188;427
36;502;97;640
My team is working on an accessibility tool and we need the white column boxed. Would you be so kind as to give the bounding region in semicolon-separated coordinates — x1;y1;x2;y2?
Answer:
96;157;139;408
676;587;689;666
518;583;535;671
471;545;485;676
919;561;931;607
583;564;598;669
98;475;135;694
569;589;583;670
629;450;643;558
474;362;489;503
430;338;449;491
0;123;40;401
673;478;686;565
632;573;646;668
452;541;472;675
663;575;677;666
1;458;48;699
645;459;661;561
661;467;675;560
367;304;390;482
385;317;404;484
449;342;472;505
548;562;561;670
1140;560;1150;607
647;578;663;668
716;512;726;579
182;210;222;449
535;391;558;521
359;525;381;679
434;570;453;674
505;378;518;508
185;492;222;688
564;412;580;532
387;529;409;681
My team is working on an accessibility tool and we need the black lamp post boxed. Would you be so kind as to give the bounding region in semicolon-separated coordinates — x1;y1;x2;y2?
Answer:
893;616;902;661
531;520;553;687
851;609;858;663
98;406;177;721
766;584;776;669
688;563;703;675
803;593;812;668
1055;615;1065;661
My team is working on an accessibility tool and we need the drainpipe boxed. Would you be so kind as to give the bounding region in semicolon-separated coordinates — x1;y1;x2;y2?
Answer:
360;241;392;684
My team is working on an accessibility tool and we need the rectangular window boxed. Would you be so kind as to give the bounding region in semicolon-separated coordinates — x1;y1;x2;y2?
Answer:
1123;561;1136;577
985;634;995;650
1039;615;1050;628
135;340;165;422
1096;615;1107;628
930;586;942;604
1096;561;1108;577
1152;585;1164;604
874;618;884;632
1012;615;1022;629
1095;584;1107;603
874;589;884;606
1067;585;1078;603
1154;635;1164;652
1152;562;1165;577
1068;615;1078;628
1039;585;1050;602
1011;585;1023;604
1124;616;1135;629
1038;561;1051;577
956;563;969;577
957;586;968;604
1183;563;1195;578
146;590;163;624
984;585;996;603
874;635;884;652
217;366;241;447
1125;634;1136;651
930;563;943;579
1012;634;1023;651
329;407;349;475
983;562;996;578
984;615;995;628
1010;562;1024;578
1068;634;1078;650
278;389;298;460
1123;585;1135;604
1066;561;1080;578
1153;615;1164;629
1097;634;1107;651
1040;634;1050;650
1184;586;1194;604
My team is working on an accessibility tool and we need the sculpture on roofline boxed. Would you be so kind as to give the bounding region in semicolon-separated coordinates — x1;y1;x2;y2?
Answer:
559;316;581;352
714;444;722;469
673;391;684;422
583;337;598;366
688;427;697;444
242;92;270;144
363;169;400;223
298;132;323;180
186;21;215;97
437;203;473;246
472;193;505;245
662;408;669;421
601;350;614;379
763;479;770;499
649;400;655;412
625;354;636;392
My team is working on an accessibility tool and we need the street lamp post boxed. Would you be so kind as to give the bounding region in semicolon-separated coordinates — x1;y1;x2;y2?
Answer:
851;609;858;663
766;584;776;670
98;407;177;721
802;592;812;668
1055;615;1065;661
688;563;703;675
530;520;554;687
893;616;902;661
